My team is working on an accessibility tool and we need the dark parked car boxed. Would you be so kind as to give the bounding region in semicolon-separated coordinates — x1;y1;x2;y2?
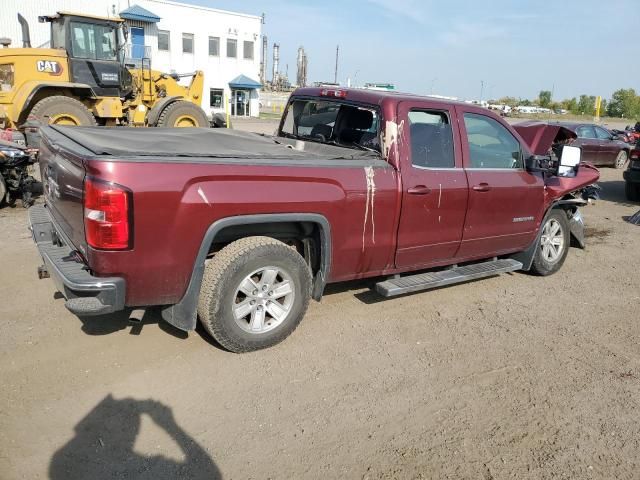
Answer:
560;123;630;169
624;145;640;201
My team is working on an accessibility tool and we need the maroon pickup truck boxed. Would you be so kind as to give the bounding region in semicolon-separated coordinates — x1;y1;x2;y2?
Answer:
29;88;599;352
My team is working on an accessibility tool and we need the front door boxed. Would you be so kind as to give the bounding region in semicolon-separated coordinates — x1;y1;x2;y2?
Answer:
456;108;544;258
68;20;121;96
573;125;600;164
394;101;468;268
594;125;619;165
130;27;145;59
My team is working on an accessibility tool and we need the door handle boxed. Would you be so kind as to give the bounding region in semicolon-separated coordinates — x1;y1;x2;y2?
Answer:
472;183;491;192
407;185;431;195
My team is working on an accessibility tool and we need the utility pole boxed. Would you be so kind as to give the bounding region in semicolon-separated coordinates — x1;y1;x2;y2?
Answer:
334;45;339;84
480;80;484;102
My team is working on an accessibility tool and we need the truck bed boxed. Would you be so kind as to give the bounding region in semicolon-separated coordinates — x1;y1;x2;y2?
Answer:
43;126;380;162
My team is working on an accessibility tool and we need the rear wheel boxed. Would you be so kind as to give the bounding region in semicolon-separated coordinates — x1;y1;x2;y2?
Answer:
197;236;312;353
530;209;570;276
156;101;209;127
28;96;96;126
625;181;640;202
614;150;628;169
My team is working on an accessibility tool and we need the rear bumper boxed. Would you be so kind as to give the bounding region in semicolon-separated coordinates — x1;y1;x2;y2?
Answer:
623;169;640;184
29;205;126;316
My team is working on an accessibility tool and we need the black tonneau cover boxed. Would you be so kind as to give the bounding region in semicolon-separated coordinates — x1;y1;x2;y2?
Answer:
44;126;377;160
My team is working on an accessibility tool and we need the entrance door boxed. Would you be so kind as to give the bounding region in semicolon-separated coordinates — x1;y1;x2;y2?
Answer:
130;27;145;59
456;107;544;258
232;90;248;116
394;100;468;268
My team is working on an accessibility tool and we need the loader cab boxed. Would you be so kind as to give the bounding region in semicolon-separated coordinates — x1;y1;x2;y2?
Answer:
41;12;131;97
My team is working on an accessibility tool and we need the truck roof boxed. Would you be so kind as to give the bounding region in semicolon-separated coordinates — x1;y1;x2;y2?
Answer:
291;87;474;109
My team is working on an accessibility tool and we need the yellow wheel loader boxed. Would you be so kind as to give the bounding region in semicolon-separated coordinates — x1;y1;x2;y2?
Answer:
0;12;208;146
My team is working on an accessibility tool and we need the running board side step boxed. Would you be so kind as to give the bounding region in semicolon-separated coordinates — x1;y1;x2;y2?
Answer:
375;259;523;297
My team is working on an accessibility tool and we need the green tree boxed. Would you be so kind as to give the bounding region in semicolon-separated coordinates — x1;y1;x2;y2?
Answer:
577;95;596;115
607;88;639;118
497;96;519;107
538;90;552;108
561;98;578;113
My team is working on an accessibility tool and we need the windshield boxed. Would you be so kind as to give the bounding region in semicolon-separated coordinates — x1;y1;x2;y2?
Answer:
70;21;117;61
281;98;380;152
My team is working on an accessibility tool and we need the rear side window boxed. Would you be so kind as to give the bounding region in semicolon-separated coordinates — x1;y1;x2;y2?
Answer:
408;110;455;168
463;113;522;169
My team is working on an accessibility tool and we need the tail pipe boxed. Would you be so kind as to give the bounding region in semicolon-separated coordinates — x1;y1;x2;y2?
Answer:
17;13;31;48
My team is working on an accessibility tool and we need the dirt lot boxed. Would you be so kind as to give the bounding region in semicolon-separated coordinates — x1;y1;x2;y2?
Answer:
1;136;640;479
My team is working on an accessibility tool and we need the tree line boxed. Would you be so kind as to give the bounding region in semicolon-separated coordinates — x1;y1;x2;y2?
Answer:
494;88;640;119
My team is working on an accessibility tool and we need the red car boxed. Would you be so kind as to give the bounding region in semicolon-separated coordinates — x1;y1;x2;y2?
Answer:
29;88;599;352
558;122;630;169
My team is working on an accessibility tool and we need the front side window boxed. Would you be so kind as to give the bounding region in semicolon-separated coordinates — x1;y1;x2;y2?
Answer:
209;36;220;56
227;39;237;58
157;30;170;51
210;88;223;108
243;40;254;60
576;125;596;139
182;33;194;54
281;99;380;152
595;127;612;140
70;21;117;61
408;110;455;168
464;113;522;169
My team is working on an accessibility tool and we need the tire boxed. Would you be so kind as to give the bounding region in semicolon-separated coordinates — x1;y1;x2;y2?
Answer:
625;181;640;202
28;96;96;126
530;209;570;276
197;236;312;353
156;101;209;127
614;150;628;169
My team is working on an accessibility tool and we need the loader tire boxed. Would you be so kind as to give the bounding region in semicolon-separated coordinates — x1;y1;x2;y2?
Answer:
156;101;209;127
28;96;97;126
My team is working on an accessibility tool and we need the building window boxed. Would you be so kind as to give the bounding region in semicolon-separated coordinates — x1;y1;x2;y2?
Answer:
158;30;170;51
208;36;219;56
226;38;237;58
210;88;224;109
182;33;194;54
243;40;254;60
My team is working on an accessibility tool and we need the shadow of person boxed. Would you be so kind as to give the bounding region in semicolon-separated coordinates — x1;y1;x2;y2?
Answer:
49;395;221;480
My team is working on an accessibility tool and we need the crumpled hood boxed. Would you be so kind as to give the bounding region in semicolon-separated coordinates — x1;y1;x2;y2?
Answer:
513;121;577;155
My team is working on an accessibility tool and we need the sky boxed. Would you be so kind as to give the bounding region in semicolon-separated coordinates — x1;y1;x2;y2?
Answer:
180;0;639;102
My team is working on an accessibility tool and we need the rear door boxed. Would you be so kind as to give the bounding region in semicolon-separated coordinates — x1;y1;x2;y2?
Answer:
394;101;468;268
573;125;600;164
456;108;544;258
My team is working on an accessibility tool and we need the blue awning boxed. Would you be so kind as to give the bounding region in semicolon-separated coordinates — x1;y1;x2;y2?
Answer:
229;74;262;89
120;4;161;23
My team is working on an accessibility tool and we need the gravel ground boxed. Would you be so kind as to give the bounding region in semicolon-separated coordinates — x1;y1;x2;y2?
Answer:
0;133;639;479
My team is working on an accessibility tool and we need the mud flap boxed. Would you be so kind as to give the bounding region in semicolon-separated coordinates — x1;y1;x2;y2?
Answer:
569;209;585;249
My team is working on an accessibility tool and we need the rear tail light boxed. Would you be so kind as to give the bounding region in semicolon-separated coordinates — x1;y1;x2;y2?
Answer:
630;150;640;160
320;89;347;98
84;177;132;250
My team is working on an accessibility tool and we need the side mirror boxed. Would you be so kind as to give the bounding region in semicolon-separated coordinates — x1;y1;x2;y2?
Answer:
557;145;581;177
525;154;553;173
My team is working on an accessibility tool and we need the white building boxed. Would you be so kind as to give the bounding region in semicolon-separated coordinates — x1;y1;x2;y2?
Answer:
0;0;263;117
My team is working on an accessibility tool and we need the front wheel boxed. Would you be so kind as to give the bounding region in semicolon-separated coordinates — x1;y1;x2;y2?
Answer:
156;100;209;127
530;210;570;276
197;236;312;353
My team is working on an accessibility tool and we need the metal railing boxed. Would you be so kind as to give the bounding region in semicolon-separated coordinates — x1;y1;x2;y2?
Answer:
123;44;152;66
